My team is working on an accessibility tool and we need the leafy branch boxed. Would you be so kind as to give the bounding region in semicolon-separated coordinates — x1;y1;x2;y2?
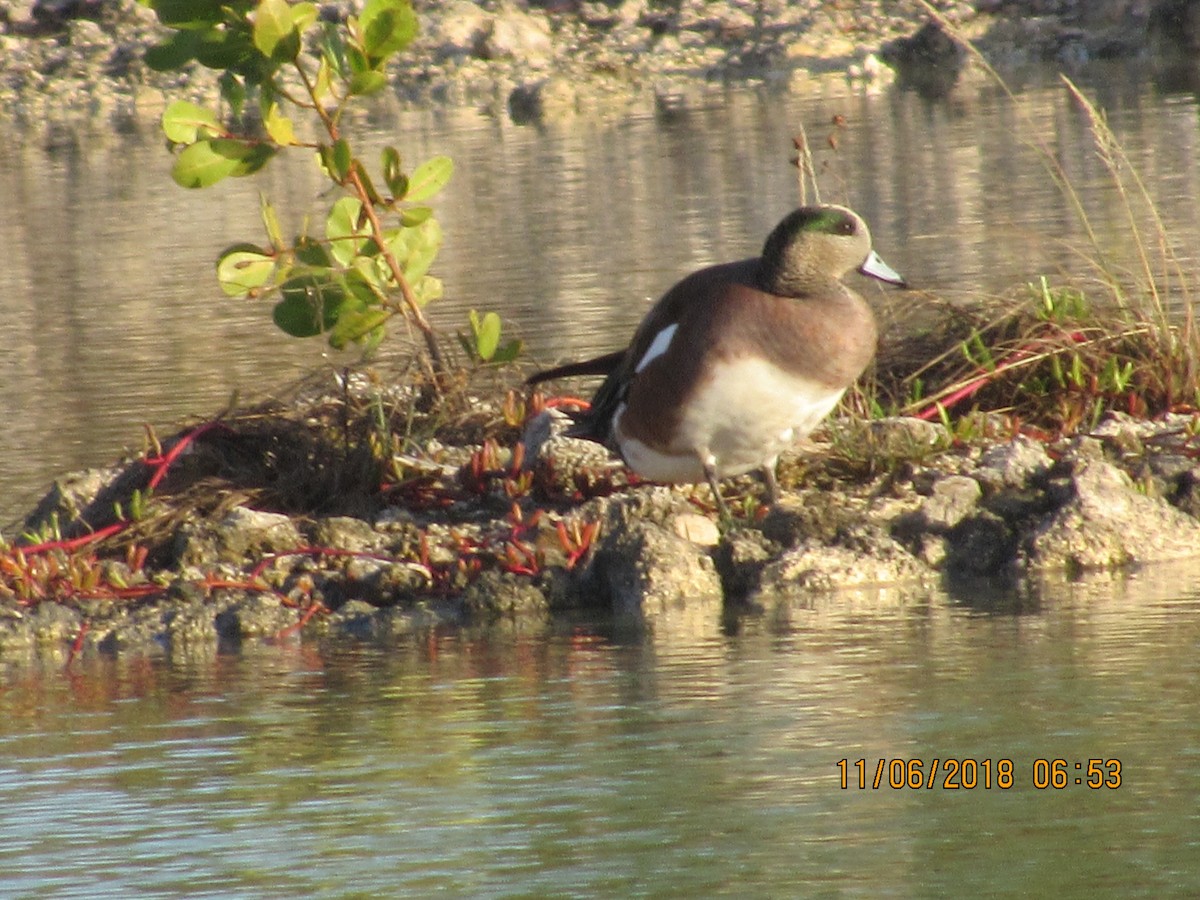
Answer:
145;0;454;375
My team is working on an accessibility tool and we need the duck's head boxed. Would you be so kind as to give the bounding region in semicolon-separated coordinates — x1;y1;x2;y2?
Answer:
759;204;906;296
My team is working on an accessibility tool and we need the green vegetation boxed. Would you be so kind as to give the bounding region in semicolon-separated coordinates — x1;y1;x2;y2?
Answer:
143;0;483;376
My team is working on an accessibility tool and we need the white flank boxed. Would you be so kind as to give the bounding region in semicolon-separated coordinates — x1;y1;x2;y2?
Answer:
634;323;678;374
615;356;846;484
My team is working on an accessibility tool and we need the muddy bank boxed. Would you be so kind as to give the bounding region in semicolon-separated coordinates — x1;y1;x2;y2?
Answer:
1;0;1195;134
4;365;1200;663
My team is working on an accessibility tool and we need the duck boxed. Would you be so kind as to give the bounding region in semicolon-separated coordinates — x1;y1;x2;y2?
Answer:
526;204;906;517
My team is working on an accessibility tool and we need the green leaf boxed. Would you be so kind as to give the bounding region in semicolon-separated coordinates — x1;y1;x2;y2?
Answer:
361;0;418;62
326;196;367;265
261;99;296;145
350;254;387;293
404;155;453;202
403;218;442;281
360;322;387;356
348;69;388;96
170;138;273;187
291;2;319;35
194;28;258;71
412;274;442;306
399;205;431;227
491;338;524;364
331;138;352;179
273;275;345;337
329;305;390;350
253;0;299;61
144;31;200;70
216;245;276;296
259;193;283;248
319;23;348;79
219;71;247;115
318;139;354;181
313;56;334;104
381;146;404;197
161;99;222;143
471;310;502;361
295;236;333;267
346;44;370;74
151;0;228;30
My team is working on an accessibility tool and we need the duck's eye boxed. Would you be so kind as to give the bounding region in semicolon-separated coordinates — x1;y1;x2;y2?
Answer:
834;219;856;236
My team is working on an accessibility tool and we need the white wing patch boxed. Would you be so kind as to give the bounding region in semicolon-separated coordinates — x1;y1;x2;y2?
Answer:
634;323;678;374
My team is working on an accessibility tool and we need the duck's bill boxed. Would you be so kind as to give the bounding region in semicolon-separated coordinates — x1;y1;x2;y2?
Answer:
859;250;907;287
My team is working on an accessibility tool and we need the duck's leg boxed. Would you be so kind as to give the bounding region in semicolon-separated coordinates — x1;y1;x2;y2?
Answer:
760;459;781;506
700;452;731;522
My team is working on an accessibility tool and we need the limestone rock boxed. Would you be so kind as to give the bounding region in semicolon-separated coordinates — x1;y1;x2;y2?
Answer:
753;528;933;599
1022;458;1200;571
576;489;723;619
175;506;304;568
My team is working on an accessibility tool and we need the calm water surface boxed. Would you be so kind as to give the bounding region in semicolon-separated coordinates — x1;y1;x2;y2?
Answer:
2;565;1199;896
3;65;1200;525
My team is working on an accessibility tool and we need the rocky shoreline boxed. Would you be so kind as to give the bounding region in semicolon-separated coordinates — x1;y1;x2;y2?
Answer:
4;363;1200;663
5;0;1200;664
0;0;1193;135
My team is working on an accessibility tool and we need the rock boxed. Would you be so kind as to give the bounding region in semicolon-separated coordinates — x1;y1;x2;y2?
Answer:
752;526;932;599
576;490;723;619
864;416;948;456
322;599;382;640
944;510;1018;576
29;600;82;645
673;512;721;547
340;557;433;603
715;526;778;600
175;506;305;568
879;20;966;98
919;474;982;530
215;592;301;640
1088;411;1146;456
21;464;125;536
32;0;103;29
423;0;491;58
310;516;383;553
1174;468;1200;520
164;599;221;650
524;408;626;499
1021;457;1200;572
508;76;578;123
461;569;549;619
3;0;38;32
479;4;553;63
975;436;1053;489
758;495;862;549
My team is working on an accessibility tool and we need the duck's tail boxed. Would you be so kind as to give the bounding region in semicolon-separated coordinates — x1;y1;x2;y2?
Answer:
525;350;626;386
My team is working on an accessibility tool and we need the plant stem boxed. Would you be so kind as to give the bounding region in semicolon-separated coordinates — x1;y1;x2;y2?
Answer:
295;58;447;384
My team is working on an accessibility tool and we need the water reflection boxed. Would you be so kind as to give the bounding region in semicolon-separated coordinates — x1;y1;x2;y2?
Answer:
3;70;1200;526
1;564;1198;895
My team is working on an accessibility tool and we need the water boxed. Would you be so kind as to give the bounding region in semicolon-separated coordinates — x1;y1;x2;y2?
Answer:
1;564;1199;896
3;63;1200;526
4;64;1200;894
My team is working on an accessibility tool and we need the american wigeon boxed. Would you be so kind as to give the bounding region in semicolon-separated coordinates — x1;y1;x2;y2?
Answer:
527;204;906;516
